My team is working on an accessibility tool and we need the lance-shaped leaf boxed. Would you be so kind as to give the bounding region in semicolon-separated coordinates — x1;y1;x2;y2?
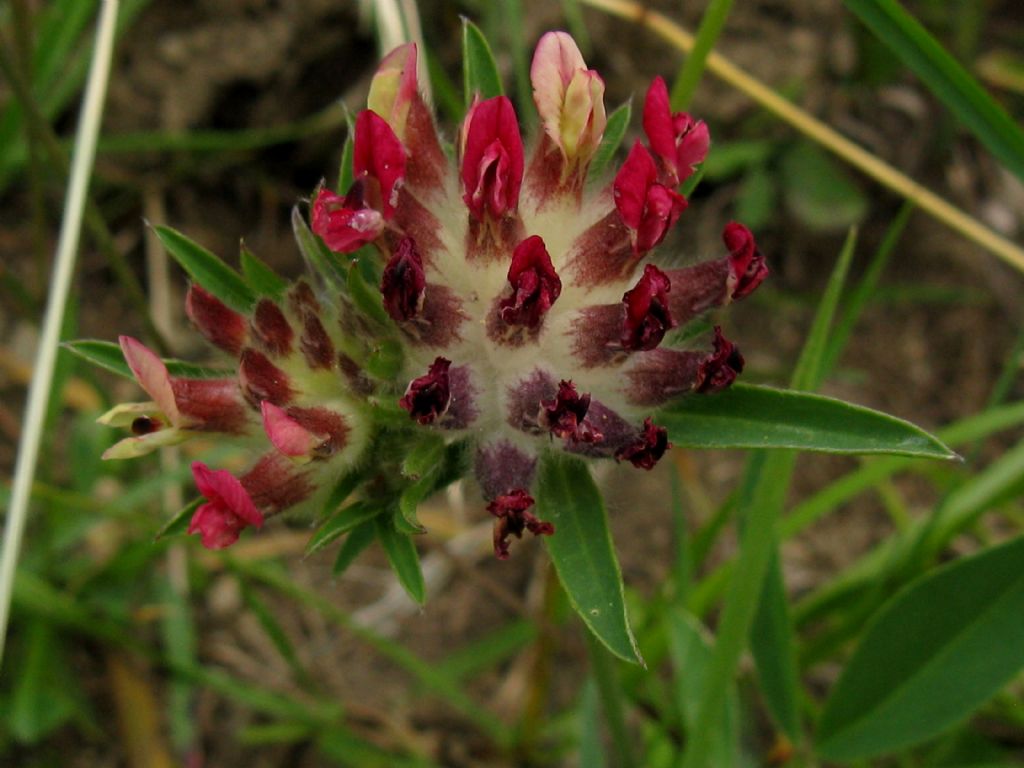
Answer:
375;514;425;605
240;243;288;299
462;18;503;106
588;99;632;180
817;534;1024;761
153;225;256;312
63;340;232;380
536;453;642;664
659;383;955;458
305;501;384;557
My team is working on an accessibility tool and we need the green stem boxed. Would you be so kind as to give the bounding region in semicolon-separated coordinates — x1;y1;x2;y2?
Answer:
0;0;121;666
585;630;636;768
681;452;781;768
670;0;737;110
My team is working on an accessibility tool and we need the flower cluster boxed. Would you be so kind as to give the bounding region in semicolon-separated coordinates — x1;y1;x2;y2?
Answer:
100;32;766;558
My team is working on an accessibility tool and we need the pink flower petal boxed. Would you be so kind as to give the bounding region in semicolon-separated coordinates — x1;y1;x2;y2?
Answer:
353;110;407;218
119;336;180;426
261;401;321;458
368;43;419;139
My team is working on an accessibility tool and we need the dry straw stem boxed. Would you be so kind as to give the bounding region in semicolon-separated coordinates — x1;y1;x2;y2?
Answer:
0;0;121;665
578;0;1024;274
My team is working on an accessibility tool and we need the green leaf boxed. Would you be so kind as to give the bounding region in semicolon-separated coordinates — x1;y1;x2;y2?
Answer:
733;167;775;230
750;555;800;739
659;383;955;458
462;18;503;106
305;501;383;556
375;515;426;604
63;339;131;378
63;340;232;381
240;242;288;299
780;142;868;232
667;610;740;766
588;100;632;180
332;519;376;576
402;435;447;480
536;453;642;664
817;534;1024;761
153;225;256;312
702;140;775;179
843;0;1024;183
337;122;355;194
347;261;391;328
291;204;347;292
8;621;84;743
155;498;201;541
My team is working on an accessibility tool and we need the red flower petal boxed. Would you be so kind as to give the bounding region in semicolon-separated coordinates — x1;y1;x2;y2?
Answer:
310;185;385;253
353;110;407;218
188;461;263;549
621;264;676;351
499;235;561;328
461;96;524;219
723;222;769;300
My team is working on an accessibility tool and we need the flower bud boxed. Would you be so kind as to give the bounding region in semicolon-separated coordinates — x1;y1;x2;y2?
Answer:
461;96;524;220
642;76;710;185
531;31;606;170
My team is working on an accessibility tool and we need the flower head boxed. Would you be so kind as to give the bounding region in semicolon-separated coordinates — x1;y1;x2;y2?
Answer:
100;32;767;557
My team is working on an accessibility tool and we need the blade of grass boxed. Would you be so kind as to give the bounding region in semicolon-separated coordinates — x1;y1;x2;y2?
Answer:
686;231;857;764
0;38;169;352
670;0;737;110
843;0;1024;184
0;0;120;666
584;630;637;768
820;202;913;377
574;0;1024;274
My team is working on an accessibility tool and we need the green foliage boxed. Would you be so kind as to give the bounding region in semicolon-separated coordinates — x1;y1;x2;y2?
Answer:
818;535;1024;760
843;0;1024;183
660;383;954;457
588;100;632;180
462;18;503;105
537;453;642;664
153;225;257;312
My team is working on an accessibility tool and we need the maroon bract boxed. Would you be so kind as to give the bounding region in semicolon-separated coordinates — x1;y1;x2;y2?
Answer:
381;237;427;323
487;489;554;560
399;357;452;425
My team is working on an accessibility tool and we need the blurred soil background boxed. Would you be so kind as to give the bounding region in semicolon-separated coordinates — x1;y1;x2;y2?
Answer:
1;0;1023;765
